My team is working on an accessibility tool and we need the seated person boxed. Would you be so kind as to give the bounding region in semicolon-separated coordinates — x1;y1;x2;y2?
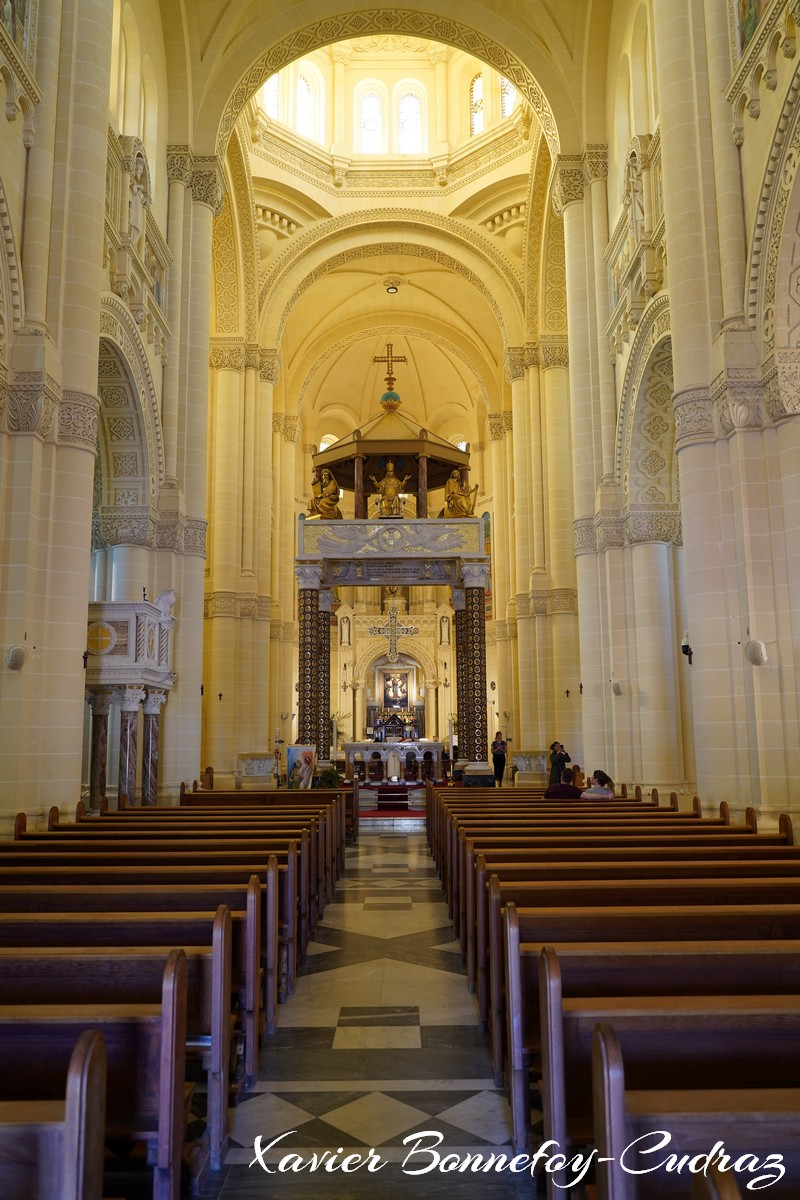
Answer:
570;762;585;789
581;769;615;798
543;767;583;799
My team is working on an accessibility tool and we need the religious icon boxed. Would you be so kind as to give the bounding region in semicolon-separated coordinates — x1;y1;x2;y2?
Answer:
441;469;478;517
370;459;410;517
383;672;408;706
440;615;450;645
307;467;343;519
286;745;316;789
339;615;350;646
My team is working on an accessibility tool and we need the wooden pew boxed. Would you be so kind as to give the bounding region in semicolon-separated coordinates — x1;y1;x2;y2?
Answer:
592;1019;800;1199
691;1167;746;1200
0;949;188;1200
0;1028;106;1200
0;904;232;1168
0;837;295;997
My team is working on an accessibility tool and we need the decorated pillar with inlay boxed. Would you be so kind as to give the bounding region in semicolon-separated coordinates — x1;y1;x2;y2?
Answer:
463;563;490;763
296;564;323;747
353;451;367;519
88;689;114;809
317;591;333;760
417;452;429;518
452;588;469;759
117;686;146;805
141;690;168;806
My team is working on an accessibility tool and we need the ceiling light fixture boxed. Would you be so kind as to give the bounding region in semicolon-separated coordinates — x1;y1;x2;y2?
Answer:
383;276;401;294
386;284;398;294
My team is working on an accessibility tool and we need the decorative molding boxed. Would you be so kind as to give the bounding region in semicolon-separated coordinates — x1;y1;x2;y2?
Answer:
514;592;531;617
595;513;625;552
260;348;281;383
487;413;505;441
540;337;569;368
574;517;598;555
673;387;716;450
58;390;100;452
209;338;246;371
166;146;193;186
295;563;324;590
775;350;800;415
99;296;165;487
552;155;584;215
582;143;609;184
98;507;156;548
191;157;226;216
461;562;491;590
504;346;525;382
5;369;59;438
155;510;186;553
625;504;681;545
143;689;168;716
184;519;208;557
284;415;300;443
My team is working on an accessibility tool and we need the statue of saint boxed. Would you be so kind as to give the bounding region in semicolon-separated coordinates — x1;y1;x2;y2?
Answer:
370;458;410;517
306;467;343;520
442;469;478;517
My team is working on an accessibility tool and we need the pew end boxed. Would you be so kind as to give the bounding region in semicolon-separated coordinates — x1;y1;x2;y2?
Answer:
779;812;795;845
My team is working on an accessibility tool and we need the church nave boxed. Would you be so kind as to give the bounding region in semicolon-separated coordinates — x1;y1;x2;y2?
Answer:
204;830;541;1199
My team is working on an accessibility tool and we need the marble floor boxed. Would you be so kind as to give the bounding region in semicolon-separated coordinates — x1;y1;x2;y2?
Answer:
199;830;544;1200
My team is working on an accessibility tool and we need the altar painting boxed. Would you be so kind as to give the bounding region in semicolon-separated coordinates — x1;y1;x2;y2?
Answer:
383;671;409;707
287;745;315;789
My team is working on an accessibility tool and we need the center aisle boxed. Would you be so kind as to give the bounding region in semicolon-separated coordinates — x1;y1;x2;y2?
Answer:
203;829;541;1199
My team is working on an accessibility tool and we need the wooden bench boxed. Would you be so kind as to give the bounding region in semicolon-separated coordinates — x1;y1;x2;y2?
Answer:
0;1028;106;1200
592;1018;800;1199
0;904;233;1169
0;949;188;1200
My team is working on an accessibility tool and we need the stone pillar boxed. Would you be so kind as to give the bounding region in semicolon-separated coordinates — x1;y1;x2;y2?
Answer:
317;591;333;760
417;454;429;518
296;564;322;746
331;43;351;154
453;588;469;759
162;148;192;483
117;686;146;805
629;536;683;792
507;349;536;748
88;690;114;809
141;690;168;806
354;453;366;519
583;145;617;477
430;46;449;149
487;414;513;718
257;351;278;747
463;564;490;762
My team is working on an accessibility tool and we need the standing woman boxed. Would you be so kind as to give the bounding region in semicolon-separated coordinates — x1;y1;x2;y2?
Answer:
491;731;508;787
549;741;571;786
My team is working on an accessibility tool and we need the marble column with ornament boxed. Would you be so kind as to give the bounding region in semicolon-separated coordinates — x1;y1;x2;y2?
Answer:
117;686;146;805
296;564;322;746
463;563;490;763
453;589;469;759
317;591;333;761
88;689;114;809
141;689;168;806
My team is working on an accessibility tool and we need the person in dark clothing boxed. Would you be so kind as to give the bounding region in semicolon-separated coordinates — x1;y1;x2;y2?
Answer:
491;731;508;786
543;767;583;799
548;741;571;785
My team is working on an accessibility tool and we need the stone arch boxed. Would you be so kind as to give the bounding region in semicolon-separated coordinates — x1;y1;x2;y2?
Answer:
615;292;672;485
296;324;493;415
98;294;165;498
208;9;573;163
0;173;24;342
354;637;436;685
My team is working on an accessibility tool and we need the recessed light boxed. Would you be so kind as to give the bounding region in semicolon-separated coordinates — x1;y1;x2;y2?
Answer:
386;285;398;294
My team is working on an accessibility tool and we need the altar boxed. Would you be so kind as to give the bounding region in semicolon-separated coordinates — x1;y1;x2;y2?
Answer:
343;740;444;782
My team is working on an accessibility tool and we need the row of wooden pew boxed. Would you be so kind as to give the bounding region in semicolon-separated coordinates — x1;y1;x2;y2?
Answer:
0;787;353;1200
427;785;800;1199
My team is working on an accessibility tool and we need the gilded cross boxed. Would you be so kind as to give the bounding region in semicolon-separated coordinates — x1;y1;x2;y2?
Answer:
373;342;407;390
368;605;419;664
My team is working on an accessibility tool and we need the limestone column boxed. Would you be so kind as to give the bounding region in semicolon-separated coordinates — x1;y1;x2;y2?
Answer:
117;686;146;805
628;533;683;792
463;563;490;763
331;43;351;155
296;564;323;746
163;148;193;484
507;349;535;749
88;690;113;809
317;591;333;760
281;417;301;713
487;414;513;707
453;589;468;758
429;46;449;149
141;689;168;806
257;351;278;747
583;146;617;476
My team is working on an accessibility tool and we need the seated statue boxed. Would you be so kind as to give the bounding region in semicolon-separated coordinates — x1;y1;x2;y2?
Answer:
370;458;410;518
307;467;343;520
442;469;478;517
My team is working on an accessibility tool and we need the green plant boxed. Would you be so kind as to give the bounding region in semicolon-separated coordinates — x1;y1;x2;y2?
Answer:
317;765;344;788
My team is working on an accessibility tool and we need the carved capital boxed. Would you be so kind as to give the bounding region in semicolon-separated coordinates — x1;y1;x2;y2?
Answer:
295;563;323;590
318;589;335;613
462;562;491;590
117;685;147;713
99;507;156;548
552;156;584;215
487;412;505;442
574;516;598;555
260;348;281;384
718;382;764;434
540;337;569;369
582;143;609;184
143;689;168;716
6;370;59;439
504;346;525;383
191;157;226;216
209;339;246;371
184;519;208;557
523;342;540;369
595;512;625;552
775;353;800;417
673;387;715;450
205;591;237;618
625;504;681;545
284;415;301;444
550;588;578;614
87;689;115;717
58;390;100;452
451;587;465;612
166;146;193;185
515;592;531;618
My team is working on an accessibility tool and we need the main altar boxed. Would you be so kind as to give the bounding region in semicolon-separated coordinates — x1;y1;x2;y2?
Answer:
342;739;445;782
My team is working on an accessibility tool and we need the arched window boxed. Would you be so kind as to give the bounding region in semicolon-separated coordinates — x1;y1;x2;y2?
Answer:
295;74;313;139
397;91;423;154
500;76;516;118
319;435;338;451
359;89;385;154
262;74;280;120
469;73;484;136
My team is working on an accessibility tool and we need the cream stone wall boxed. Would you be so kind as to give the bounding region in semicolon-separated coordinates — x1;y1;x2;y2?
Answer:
2;0;800;827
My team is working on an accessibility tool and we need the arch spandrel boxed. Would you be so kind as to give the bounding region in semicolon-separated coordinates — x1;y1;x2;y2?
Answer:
354;637;437;685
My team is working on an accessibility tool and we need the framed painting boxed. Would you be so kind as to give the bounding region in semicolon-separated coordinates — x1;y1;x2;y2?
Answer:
286;744;316;789
382;672;408;706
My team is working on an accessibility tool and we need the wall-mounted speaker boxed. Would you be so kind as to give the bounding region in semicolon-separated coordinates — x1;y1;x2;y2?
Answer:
5;646;26;671
744;639;768;666
611;679;623;695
